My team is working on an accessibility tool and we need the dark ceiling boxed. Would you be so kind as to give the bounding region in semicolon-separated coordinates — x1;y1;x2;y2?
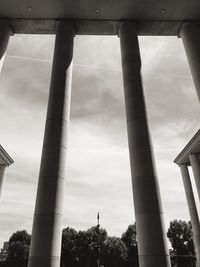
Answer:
1;0;200;35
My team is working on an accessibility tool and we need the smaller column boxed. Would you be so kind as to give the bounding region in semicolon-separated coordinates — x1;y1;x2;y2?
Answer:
0;20;12;72
0;145;14;199
189;154;200;202
180;164;200;266
0;165;6;197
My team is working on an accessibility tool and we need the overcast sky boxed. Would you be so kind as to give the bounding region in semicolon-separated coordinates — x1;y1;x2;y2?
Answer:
0;33;200;247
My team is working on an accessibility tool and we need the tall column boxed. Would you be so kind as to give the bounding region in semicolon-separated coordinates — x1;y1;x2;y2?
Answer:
0;20;12;72
119;22;171;267
180;164;200;266
28;21;74;267
181;23;200;102
0;164;6;197
189;154;200;202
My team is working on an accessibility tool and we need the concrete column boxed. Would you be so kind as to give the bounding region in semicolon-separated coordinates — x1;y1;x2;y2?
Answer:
119;22;171;267
0;164;6;198
0;20;11;72
181;23;200;102
189;154;200;202
180;164;200;266
28;21;74;267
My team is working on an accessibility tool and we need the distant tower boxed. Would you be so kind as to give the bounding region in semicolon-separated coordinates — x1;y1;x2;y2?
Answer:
97;212;100;227
0;145;14;198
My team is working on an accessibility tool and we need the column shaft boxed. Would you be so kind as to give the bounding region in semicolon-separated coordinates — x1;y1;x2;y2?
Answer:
0;20;11;72
0;164;6;198
28;21;74;267
189;154;200;202
181;23;200;102
180;164;200;266
119;22;171;267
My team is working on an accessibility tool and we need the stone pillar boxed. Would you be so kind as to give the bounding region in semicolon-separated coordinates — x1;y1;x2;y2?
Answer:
180;164;200;266
0;20;11;72
119;22;171;267
189;154;200;202
181;23;200;102
0;164;6;197
28;21;74;267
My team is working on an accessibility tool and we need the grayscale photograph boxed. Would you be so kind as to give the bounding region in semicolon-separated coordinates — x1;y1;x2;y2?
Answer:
0;1;200;267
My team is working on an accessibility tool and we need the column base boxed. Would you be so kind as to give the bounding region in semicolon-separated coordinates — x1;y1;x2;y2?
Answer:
139;255;171;267
28;256;60;267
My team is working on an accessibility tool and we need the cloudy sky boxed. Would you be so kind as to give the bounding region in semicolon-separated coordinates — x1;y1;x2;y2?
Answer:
0;33;200;247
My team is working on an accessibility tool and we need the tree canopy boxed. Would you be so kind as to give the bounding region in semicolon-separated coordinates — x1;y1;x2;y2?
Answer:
0;219;197;267
121;224;138;267
61;227;78;266
167;220;195;267
6;230;30;267
61;225;108;267
102;237;128;267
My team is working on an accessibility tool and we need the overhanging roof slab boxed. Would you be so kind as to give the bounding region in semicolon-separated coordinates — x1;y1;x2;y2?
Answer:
8;19;184;35
0;145;14;166
1;0;200;35
174;130;200;166
1;0;200;21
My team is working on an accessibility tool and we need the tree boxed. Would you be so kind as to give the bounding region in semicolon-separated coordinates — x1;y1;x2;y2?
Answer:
73;226;108;267
86;226;107;267
61;227;78;267
167;220;195;267
0;247;8;266
75;230;91;267
7;230;31;267
102;237;128;267
121;224;139;267
61;226;108;267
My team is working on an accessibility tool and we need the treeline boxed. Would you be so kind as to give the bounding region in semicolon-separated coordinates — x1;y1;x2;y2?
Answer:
0;220;196;267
